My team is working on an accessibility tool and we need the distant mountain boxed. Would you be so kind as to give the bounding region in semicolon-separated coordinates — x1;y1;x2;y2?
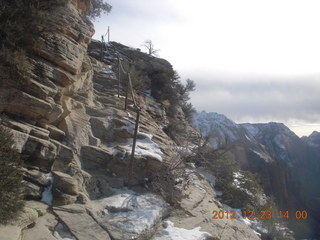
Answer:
193;111;320;238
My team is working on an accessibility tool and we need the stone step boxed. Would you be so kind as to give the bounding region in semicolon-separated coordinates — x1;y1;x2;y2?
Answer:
53;205;111;240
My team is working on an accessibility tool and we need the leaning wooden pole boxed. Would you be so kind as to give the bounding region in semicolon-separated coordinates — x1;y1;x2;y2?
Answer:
107;26;110;42
127;109;140;187
124;73;130;111
117;56;121;98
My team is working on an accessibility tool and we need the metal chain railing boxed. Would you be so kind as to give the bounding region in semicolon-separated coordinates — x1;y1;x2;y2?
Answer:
117;57;141;187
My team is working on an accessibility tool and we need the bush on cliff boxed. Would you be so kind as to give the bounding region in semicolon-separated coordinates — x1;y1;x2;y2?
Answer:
87;0;112;19
0;121;24;224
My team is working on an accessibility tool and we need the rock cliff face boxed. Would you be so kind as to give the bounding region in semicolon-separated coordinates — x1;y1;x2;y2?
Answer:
1;0;95;205
0;1;261;239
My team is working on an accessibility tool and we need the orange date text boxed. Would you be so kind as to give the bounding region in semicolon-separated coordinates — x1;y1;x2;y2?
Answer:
212;210;308;220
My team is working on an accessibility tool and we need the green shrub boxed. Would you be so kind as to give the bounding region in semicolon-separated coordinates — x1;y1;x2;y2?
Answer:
193;145;267;210
181;102;196;123
163;119;185;144
33;208;43;217
0;122;24;224
220;171;263;210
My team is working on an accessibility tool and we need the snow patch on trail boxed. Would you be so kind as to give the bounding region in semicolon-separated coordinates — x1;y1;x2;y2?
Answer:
154;220;212;240
99;191;168;235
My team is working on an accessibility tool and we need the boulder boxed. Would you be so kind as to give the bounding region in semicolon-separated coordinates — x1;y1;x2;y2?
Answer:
52;190;77;206
52;171;79;196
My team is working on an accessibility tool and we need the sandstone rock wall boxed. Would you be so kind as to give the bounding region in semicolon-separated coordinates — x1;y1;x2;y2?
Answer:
0;2;263;239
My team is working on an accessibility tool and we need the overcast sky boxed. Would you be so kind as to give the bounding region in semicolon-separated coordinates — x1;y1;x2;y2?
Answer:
93;0;320;137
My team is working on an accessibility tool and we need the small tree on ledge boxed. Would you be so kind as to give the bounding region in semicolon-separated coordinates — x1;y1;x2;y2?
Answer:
143;40;159;56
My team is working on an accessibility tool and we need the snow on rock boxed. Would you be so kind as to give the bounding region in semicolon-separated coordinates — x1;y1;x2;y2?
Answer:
193;111;237;136
250;149;273;162
114;94;126;99
41;172;54;205
116;130;163;162
135;135;163;161
153;220;212;240
95;191;169;240
192;111;240;148
241;123;260;137
112;117;163;161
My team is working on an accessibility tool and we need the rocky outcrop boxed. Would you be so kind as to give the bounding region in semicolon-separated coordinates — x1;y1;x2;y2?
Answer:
0;2;263;239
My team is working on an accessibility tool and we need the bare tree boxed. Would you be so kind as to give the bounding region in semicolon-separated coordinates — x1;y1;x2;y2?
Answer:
143;40;159;56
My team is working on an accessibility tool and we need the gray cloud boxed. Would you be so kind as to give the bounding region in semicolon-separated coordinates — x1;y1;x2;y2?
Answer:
191;75;320;124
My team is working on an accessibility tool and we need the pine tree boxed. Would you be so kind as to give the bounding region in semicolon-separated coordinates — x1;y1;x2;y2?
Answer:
0;124;24;224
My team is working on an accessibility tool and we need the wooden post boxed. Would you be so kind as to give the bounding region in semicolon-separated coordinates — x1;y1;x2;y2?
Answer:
124;73;129;111
127;109;140;187
128;74;138;107
107;26;110;42
100;35;105;61
118;56;121;98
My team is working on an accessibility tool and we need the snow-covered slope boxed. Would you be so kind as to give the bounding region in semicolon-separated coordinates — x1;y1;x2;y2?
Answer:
192;111;243;148
193;111;301;163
